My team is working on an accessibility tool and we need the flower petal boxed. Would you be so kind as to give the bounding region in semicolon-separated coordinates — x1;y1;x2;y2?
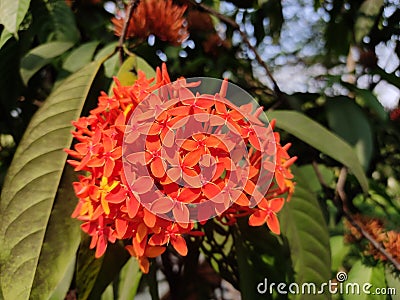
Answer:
131;176;154;194
248;210;267;226
171;235;188;256
145;246;166;258
266;213;280;234
151;197;174;213
269;198;285;213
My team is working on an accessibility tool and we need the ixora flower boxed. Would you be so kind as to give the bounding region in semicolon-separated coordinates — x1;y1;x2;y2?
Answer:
65;64;296;273
112;0;189;45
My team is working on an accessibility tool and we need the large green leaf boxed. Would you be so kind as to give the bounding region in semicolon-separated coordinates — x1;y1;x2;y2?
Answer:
0;60;104;300
20;41;74;85
234;220;293;300
0;0;30;35
280;166;331;300
29;166;80;300
343;261;386;300
267;110;368;192
326;97;374;171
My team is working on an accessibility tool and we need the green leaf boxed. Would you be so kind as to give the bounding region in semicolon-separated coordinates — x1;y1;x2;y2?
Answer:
0;0;30;35
94;43;118;78
20;41;74;85
76;240;130;300
63;41;100;73
117;258;142;300
354;0;384;44
326;97;374;171
330;236;351;272
100;285;114;300
0;60;104;300
94;42;118;61
343;261;386;300
267;110;369;193
297;164;335;193
29;166;81;300
280;166;331;300
234;220;293;300
48;255;76;300
109;55;156;93
0;29;12;49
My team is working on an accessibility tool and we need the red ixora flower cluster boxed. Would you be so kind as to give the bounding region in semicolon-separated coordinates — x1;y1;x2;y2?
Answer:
65;64;296;273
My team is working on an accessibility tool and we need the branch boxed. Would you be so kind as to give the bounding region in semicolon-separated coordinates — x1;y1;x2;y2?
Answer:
334;167;400;271
188;0;284;100
118;0;140;64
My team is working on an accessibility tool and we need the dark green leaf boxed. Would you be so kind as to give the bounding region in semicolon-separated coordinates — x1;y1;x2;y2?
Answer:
326;97;374;171
267;110;368;192
201;221;239;289
0;60;104;300
280;166;331;300
234;220;292;300
0;0;31;35
39;0;80;43
76;240;130;300
20;41;74;85
343;261;386;300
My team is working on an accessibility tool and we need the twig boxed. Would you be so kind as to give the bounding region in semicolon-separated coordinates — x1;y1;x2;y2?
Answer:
118;0;140;64
312;161;329;188
334;167;400;271
344;211;400;270
187;0;284;101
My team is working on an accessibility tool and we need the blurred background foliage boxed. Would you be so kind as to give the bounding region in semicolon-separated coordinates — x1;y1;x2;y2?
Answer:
0;0;399;299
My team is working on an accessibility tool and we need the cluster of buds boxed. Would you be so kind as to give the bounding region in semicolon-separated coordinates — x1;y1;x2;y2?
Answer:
65;64;296;273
